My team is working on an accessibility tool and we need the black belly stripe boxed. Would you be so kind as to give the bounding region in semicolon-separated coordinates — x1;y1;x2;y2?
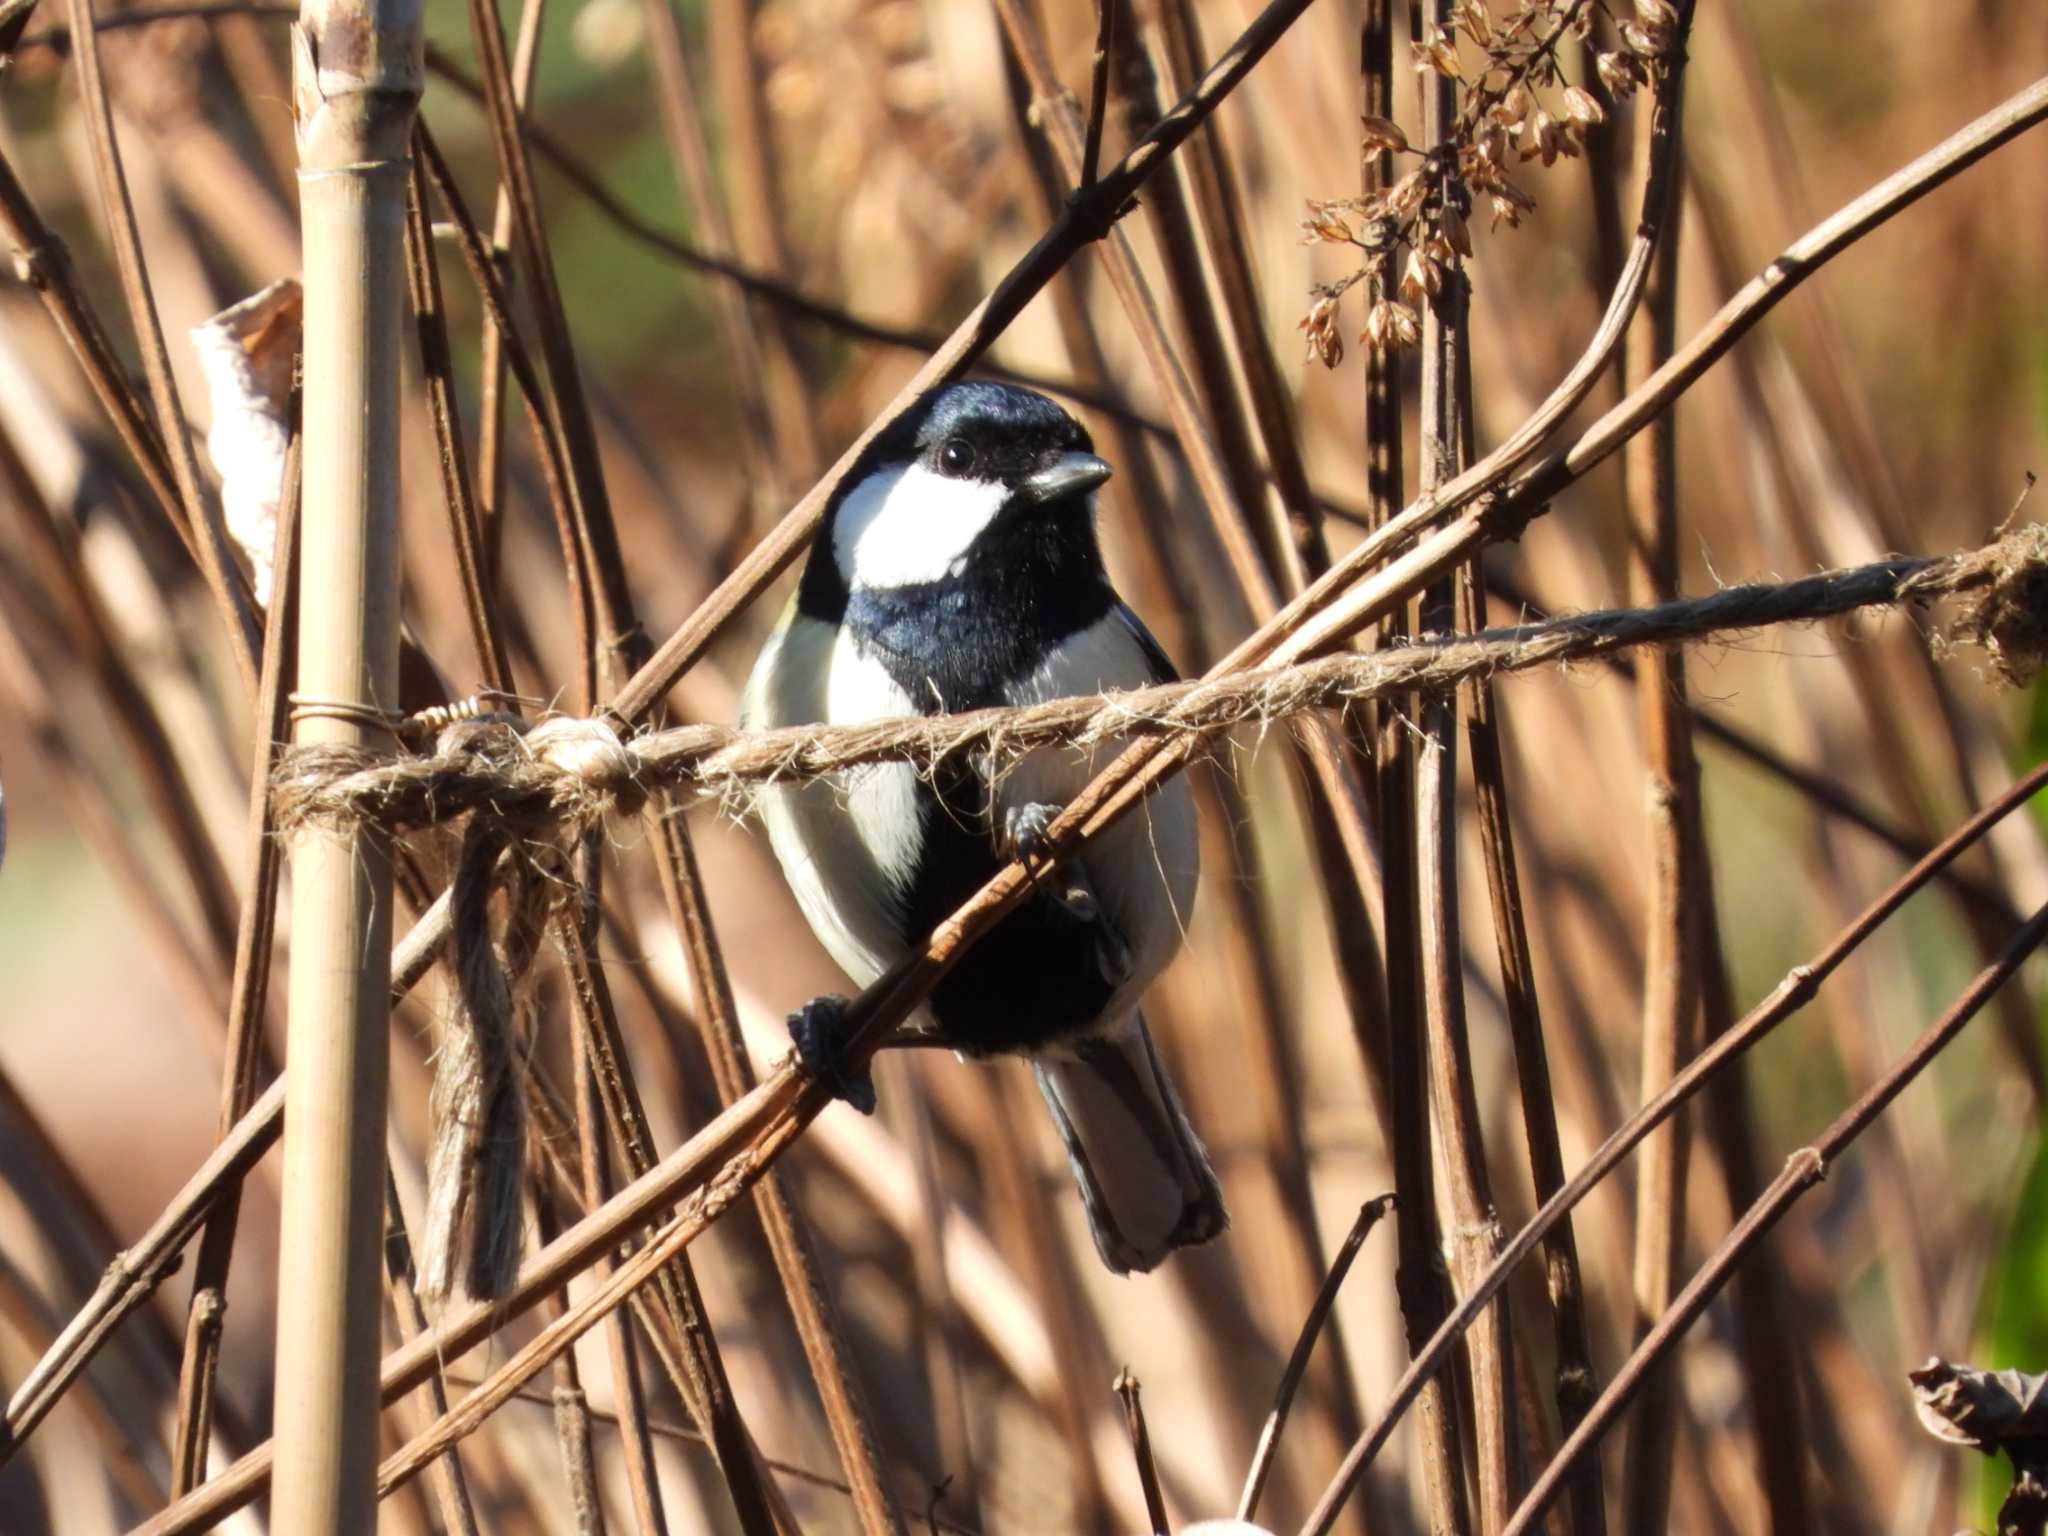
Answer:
899;760;1119;1054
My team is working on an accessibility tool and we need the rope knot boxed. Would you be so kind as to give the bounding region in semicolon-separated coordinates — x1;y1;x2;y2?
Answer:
524;715;645;819
1941;522;2048;686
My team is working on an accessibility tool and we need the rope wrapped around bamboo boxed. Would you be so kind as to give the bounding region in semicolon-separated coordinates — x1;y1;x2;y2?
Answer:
266;527;2048;841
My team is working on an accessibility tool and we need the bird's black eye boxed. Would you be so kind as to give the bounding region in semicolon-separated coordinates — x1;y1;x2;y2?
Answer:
937;438;976;477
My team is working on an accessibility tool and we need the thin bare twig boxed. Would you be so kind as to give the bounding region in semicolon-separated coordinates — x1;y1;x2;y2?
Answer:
1239;1196;1397;1524
62;0;262;690
1497;900;2048;1536
1455;560;1604;1536
403;161;511;694
1295;759;2048;1535
168;415;300;1495
1114;1370;1170;1536
1079;0;1118;187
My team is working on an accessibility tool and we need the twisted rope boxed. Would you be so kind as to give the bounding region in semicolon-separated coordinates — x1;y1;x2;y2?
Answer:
268;529;2048;839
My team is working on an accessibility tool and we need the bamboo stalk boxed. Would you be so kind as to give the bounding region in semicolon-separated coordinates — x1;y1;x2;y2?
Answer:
271;0;421;1522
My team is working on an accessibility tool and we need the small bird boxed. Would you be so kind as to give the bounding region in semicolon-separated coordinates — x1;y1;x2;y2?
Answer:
742;381;1226;1274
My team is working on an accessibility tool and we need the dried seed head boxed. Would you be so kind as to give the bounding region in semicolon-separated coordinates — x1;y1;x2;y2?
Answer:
1361;114;1410;156
1364;298;1420;353
1299;294;1344;369
1622;20;1667;58
1562;84;1606;127
1299;199;1357;244
1399;247;1442;303
1439;201;1473;258
1488;182;1535;229
1388;167;1429;220
1456;0;1493;46
1596;49;1640;98
1412;30;1463;80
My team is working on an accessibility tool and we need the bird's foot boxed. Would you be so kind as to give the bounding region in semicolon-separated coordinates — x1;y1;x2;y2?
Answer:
1002;801;1062;865
786;994;876;1115
1004;801;1100;921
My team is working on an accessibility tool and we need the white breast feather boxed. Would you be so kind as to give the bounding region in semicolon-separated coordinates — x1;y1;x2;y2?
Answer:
744;610;924;989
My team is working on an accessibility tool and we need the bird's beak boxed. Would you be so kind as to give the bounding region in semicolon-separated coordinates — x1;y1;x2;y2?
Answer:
1018;451;1113;506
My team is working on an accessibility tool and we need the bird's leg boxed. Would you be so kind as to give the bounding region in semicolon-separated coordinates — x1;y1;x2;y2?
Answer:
785;994;877;1115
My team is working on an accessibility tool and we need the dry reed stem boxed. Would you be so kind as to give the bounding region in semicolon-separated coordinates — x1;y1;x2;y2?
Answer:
635;0;786;508
0;596;225;1035
128;652;2048;1534
454;59;894;1518
1497;899;2048;1536
381;1165;485;1536
266;532;2038;835
468;0;543;580
0;1064;207;1451
1153;0;1329;582
1296;758;2048;1534
1619;25;1697;1523
1480;564;2026;932
0;1250;169;1514
1693;890;1814;1535
703;0;819;479
643;811;906;1536
402;159;510;694
0;419;240;965
1454;567;1603;1536
1412;5;1516;1524
1359;8;1460;1531
440;16;901;1480
62;0;263;692
1240;1196;1398;1524
21;528;2037;1472
23;2;1182;433
168;420;300;1496
2;1074;285;1457
1115;1368;1170;1535
0;142;191;544
412;120;599;693
235;0;1341;1116
458;0;626;704
8;18;2031;1531
555;892;783;1535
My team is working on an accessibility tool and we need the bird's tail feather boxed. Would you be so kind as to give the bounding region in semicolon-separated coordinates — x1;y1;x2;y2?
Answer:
1032;1015;1227;1274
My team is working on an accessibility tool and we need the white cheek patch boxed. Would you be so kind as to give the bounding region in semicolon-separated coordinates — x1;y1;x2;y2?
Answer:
831;462;1009;590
